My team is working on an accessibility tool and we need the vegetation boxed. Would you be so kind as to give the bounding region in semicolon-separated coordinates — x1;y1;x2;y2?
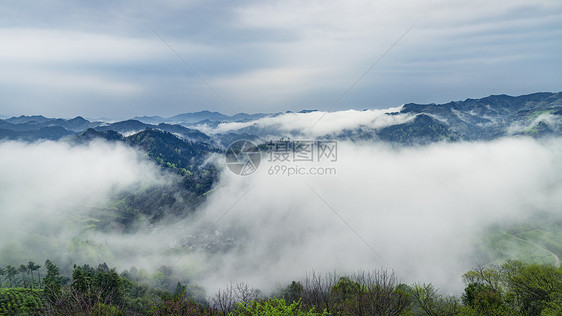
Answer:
0;288;45;315
2;259;561;315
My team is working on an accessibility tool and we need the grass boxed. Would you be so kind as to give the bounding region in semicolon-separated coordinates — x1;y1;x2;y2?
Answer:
483;231;556;265
481;215;562;266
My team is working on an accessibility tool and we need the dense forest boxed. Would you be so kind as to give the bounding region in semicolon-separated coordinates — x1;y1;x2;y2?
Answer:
1;259;561;315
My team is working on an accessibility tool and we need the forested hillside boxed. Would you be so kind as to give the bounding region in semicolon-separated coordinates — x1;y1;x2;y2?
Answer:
2;259;562;315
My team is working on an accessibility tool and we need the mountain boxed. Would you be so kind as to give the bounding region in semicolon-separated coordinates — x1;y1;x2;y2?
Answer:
155;123;211;143
397;92;562;141
75;128;124;143
131;115;166;124
168;110;230;123
2;91;561;229
4;115;94;132
134;111;269;125
0;126;73;141
1;92;561;145
5;115;52;124
93;120;211;143
125;129;217;172
96;119;151;134
377;114;458;145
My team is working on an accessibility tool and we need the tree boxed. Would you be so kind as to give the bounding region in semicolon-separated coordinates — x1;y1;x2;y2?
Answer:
461;282;507;315
71;264;125;307
34;263;42;288
149;293;211;316
6;265;18;287
301;271;338;314
44;260;62;300
27;261;39;289
410;283;460;316
501;260;562;315
463;260;562;315
174;281;186;297
0;267;5;287
212;282;262;314
462;264;502;293
19;265;28;288
283;281;304;303
350;270;411;316
233;297;328;316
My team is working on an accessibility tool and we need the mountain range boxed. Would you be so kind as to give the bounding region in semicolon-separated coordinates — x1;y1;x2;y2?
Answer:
2;91;561;228
1;92;560;147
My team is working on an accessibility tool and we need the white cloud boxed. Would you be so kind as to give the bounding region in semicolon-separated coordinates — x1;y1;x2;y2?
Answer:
181;137;562;294
0;66;141;94
1;136;562;296
0;28;207;64
0;140;170;264
507;113;562;135
200;108;412;137
0;1;561;116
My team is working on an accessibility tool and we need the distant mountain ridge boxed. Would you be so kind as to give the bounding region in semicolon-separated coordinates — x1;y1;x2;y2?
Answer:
1;91;561;145
390;92;562;141
133;110;270;125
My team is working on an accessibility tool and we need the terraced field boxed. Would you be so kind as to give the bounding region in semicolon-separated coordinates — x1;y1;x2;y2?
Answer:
0;288;45;315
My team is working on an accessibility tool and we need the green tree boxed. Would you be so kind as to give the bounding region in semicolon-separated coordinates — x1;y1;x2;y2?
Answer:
174;281;186;297
149;293;211;316
410;283;460;316
332;276;361;303
501;260;562;315
27;261;39;289
232;297;328;316
19;265;28;288
44;260;62;300
463;264;502;293
6;265;18;287
283;281;304;303
462;283;495;307
34;263;41;288
71;264;125;306
0;267;5;287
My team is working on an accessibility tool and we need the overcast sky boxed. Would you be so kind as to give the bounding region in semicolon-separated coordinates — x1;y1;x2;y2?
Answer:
1;0;561;118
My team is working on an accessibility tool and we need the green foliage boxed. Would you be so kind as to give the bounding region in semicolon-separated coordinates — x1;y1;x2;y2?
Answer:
461;260;562;315
3;258;562;316
43;260;62;300
502;260;562;315
92;302;123;315
410;283;461;316
281;281;304;303
148;293;213;316
71;264;125;306
231;297;327;316
0;288;45;315
331;276;361;303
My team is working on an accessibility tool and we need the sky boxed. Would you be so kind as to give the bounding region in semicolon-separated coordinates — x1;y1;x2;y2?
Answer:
0;0;561;119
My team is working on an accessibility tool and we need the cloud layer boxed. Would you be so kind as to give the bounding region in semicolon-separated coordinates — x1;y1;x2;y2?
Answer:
1;136;562;296
0;140;169;266
176;137;562;294
199;107;412;137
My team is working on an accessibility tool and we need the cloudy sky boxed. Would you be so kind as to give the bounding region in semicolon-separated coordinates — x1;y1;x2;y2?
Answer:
1;0;561;118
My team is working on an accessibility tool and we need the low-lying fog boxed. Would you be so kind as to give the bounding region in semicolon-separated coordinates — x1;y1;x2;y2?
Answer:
1;135;561;295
